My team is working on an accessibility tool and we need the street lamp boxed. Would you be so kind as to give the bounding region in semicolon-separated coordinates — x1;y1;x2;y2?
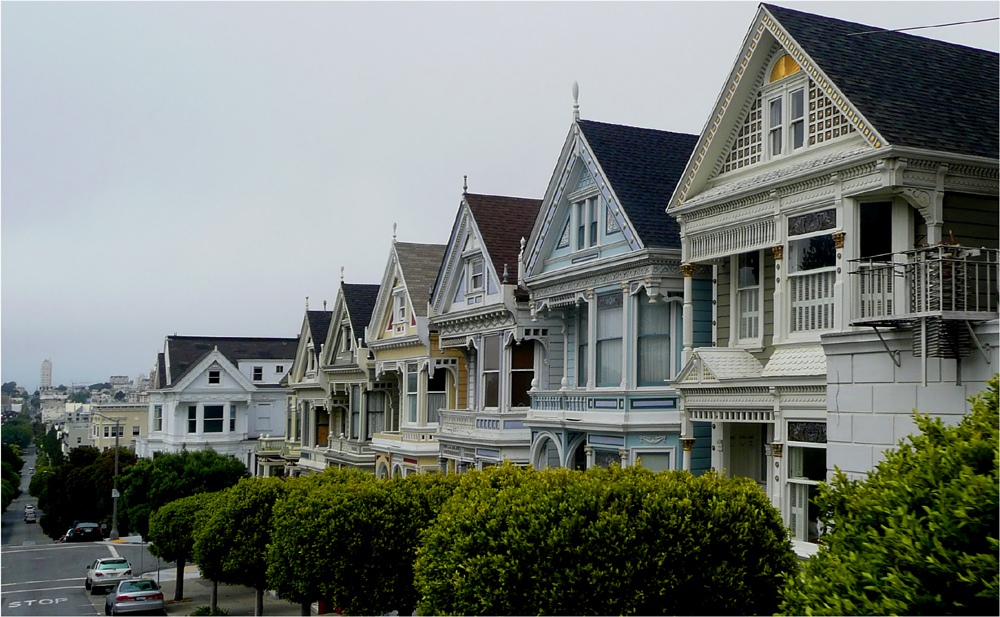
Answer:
91;411;121;541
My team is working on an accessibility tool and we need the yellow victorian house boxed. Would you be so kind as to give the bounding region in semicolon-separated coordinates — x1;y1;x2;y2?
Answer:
367;237;466;478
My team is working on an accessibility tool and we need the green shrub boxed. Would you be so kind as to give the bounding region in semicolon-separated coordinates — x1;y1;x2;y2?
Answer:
190;606;228;616
415;463;797;616
267;469;459;616
778;376;999;615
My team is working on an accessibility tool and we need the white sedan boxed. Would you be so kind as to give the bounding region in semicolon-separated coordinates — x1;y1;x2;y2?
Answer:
85;558;132;595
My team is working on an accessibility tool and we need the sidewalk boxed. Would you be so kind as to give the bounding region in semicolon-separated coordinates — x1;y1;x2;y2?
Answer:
148;567;305;616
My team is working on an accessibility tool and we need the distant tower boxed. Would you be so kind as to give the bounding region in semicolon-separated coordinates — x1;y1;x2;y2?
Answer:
41;359;52;390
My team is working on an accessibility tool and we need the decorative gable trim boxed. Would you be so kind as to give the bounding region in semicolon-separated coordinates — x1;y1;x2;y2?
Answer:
525;125;642;277
367;247;405;346
670;6;887;212
430;201;501;316
172;349;254;393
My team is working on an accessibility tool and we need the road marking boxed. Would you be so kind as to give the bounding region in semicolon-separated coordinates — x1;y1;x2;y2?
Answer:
1;577;81;587
1;586;81;595
108;544;120;559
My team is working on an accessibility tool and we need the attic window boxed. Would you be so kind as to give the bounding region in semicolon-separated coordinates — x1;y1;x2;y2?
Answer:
468;258;485;292
208;370;221;385
769;54;801;83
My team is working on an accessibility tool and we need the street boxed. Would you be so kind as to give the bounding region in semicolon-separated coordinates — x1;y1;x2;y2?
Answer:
1;449;166;616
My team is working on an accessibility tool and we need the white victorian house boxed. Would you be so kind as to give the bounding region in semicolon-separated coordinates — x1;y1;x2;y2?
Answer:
667;4;998;553
137;335;298;470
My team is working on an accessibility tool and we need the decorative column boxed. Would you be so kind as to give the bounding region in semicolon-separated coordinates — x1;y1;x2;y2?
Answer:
680;437;696;472
680;264;697;366
560;317;570;390
584;445;595;470
832;231;847;330
619;448;629;468
587;292;596;390
772;246;784;340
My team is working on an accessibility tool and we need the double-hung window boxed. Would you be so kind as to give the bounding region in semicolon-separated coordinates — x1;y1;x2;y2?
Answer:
252;366;263;382
468;258;484;293
765;55;807;159
509;341;534;407
153;405;163;431
577;305;589;388
787;421;827;543
406;363;419;423
208;370;220;385
350;385;361;439
394;291;408;325
229;404;237;432
132;425;140;436
736;251;762;342
426;371;446;424
187;406;197;433
203;405;224;433
787;209;838;334
637;291;673;385
575;197;600;250
482;335;500;408
596;294;623;387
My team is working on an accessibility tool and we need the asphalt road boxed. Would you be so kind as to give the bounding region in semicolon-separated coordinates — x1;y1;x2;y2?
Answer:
1;449;166;616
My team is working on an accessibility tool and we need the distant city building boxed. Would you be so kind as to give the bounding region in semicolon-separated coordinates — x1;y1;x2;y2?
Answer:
109;376;132;388
59;403;92;454
41;359;52;390
91;402;148;452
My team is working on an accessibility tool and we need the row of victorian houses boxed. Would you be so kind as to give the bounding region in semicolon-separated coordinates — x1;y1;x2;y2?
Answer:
134;4;999;555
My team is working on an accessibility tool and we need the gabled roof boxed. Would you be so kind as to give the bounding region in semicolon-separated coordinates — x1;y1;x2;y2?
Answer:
342;283;380;344
306;311;333;347
163;336;299;386
764;4;998;159
577;120;699;249
394;242;447;315
465;193;542;279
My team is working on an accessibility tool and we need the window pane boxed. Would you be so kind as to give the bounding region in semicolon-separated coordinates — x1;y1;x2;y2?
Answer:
639;295;671;335
510;372;533;407
789;446;826;481
791;234;836;272
636;452;671;472
860;202;893;258
791;90;804;119
482;335;500;371
597;339;622;386
738;251;759;288
511;342;534;370
638;336;670;384
577;344;588;388
426;393;445;423
770;98;782;124
484;373;499;407
408;394;417;423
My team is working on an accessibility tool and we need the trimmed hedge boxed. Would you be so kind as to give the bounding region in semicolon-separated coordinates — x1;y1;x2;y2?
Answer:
778;376;1000;615
414;464;797;616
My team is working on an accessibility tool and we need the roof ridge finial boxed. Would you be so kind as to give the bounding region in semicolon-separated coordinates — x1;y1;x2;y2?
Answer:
340;266;345;283
572;81;580;121
392;222;397;242
305;296;309;310
463;175;468;194
323;300;327;311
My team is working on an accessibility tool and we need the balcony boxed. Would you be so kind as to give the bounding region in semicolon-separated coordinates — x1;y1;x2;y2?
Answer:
852;246;998;325
438;409;530;443
852;246;998;359
255;435;285;456
528;389;680;428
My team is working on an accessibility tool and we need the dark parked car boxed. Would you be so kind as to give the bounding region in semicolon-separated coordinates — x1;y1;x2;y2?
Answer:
104;578;165;615
69;522;103;542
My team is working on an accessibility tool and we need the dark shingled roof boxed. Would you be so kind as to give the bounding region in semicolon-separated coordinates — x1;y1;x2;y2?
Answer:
465;193;542;281
306;311;333;346
156;353;166;390
394;242;447;315
577;120;699;249
765;4;999;159
164;336;299;386
342;283;380;344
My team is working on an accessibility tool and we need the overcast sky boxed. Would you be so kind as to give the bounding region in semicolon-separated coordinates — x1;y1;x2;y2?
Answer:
2;1;997;392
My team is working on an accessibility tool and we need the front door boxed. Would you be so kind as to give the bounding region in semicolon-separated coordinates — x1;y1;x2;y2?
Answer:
727;423;766;489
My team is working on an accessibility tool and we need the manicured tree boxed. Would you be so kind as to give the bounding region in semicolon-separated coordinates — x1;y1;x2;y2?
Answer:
415;463;798;616
267;469;375;615
193;477;289;616
148;492;221;601
120;449;249;538
779;376;999;615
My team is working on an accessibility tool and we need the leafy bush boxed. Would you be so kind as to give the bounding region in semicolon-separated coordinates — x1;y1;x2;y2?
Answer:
267;469;459;616
415;463;797;616
779;376;999;615
190;606;228;616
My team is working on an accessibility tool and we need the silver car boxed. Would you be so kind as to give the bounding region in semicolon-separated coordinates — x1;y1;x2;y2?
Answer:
86;558;132;594
104;578;165;616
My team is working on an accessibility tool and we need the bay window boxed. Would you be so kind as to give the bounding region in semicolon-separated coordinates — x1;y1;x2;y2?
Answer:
510;341;535;407
366;390;385;438
637;291;672;385
787;209;838;333
596;293;623;387
426;371;446;423
577;304;589;388
203;405;224;433
351;385;361;439
406;364;419;423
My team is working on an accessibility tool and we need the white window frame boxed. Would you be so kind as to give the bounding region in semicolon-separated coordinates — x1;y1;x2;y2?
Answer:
468;257;485;293
783;213;839;341
763;72;808;161
732;250;764;348
786;441;827;543
481;334;501;410
393;290;408;325
635;290;678;387
208;370;221;385
252;366;263;382
153;405;163;431
341;326;352;353
405;363;419;425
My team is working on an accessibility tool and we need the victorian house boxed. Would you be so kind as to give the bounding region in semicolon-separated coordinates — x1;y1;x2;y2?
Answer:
138;335;297;471
319;280;382;473
667;4;998;553
429;191;547;472
281;305;333;476
367;239;466;478
521;106;708;474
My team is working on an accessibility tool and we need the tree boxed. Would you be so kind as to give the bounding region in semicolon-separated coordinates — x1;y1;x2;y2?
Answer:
194;477;289;616
1;381;17;395
779;376;999;615
119;449;249;538
416;464;797;616
1;443;25;474
148;492;221;602
70;391;89;404
114;391;126;401
1;419;33;449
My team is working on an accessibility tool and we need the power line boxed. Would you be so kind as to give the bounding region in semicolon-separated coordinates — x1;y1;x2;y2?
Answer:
846;16;999;36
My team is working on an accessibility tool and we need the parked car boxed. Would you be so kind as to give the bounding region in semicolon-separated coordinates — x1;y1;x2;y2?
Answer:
68;522;103;542
24;510;36;523
23;504;34;512
86;558;132;595
104;578;164;615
